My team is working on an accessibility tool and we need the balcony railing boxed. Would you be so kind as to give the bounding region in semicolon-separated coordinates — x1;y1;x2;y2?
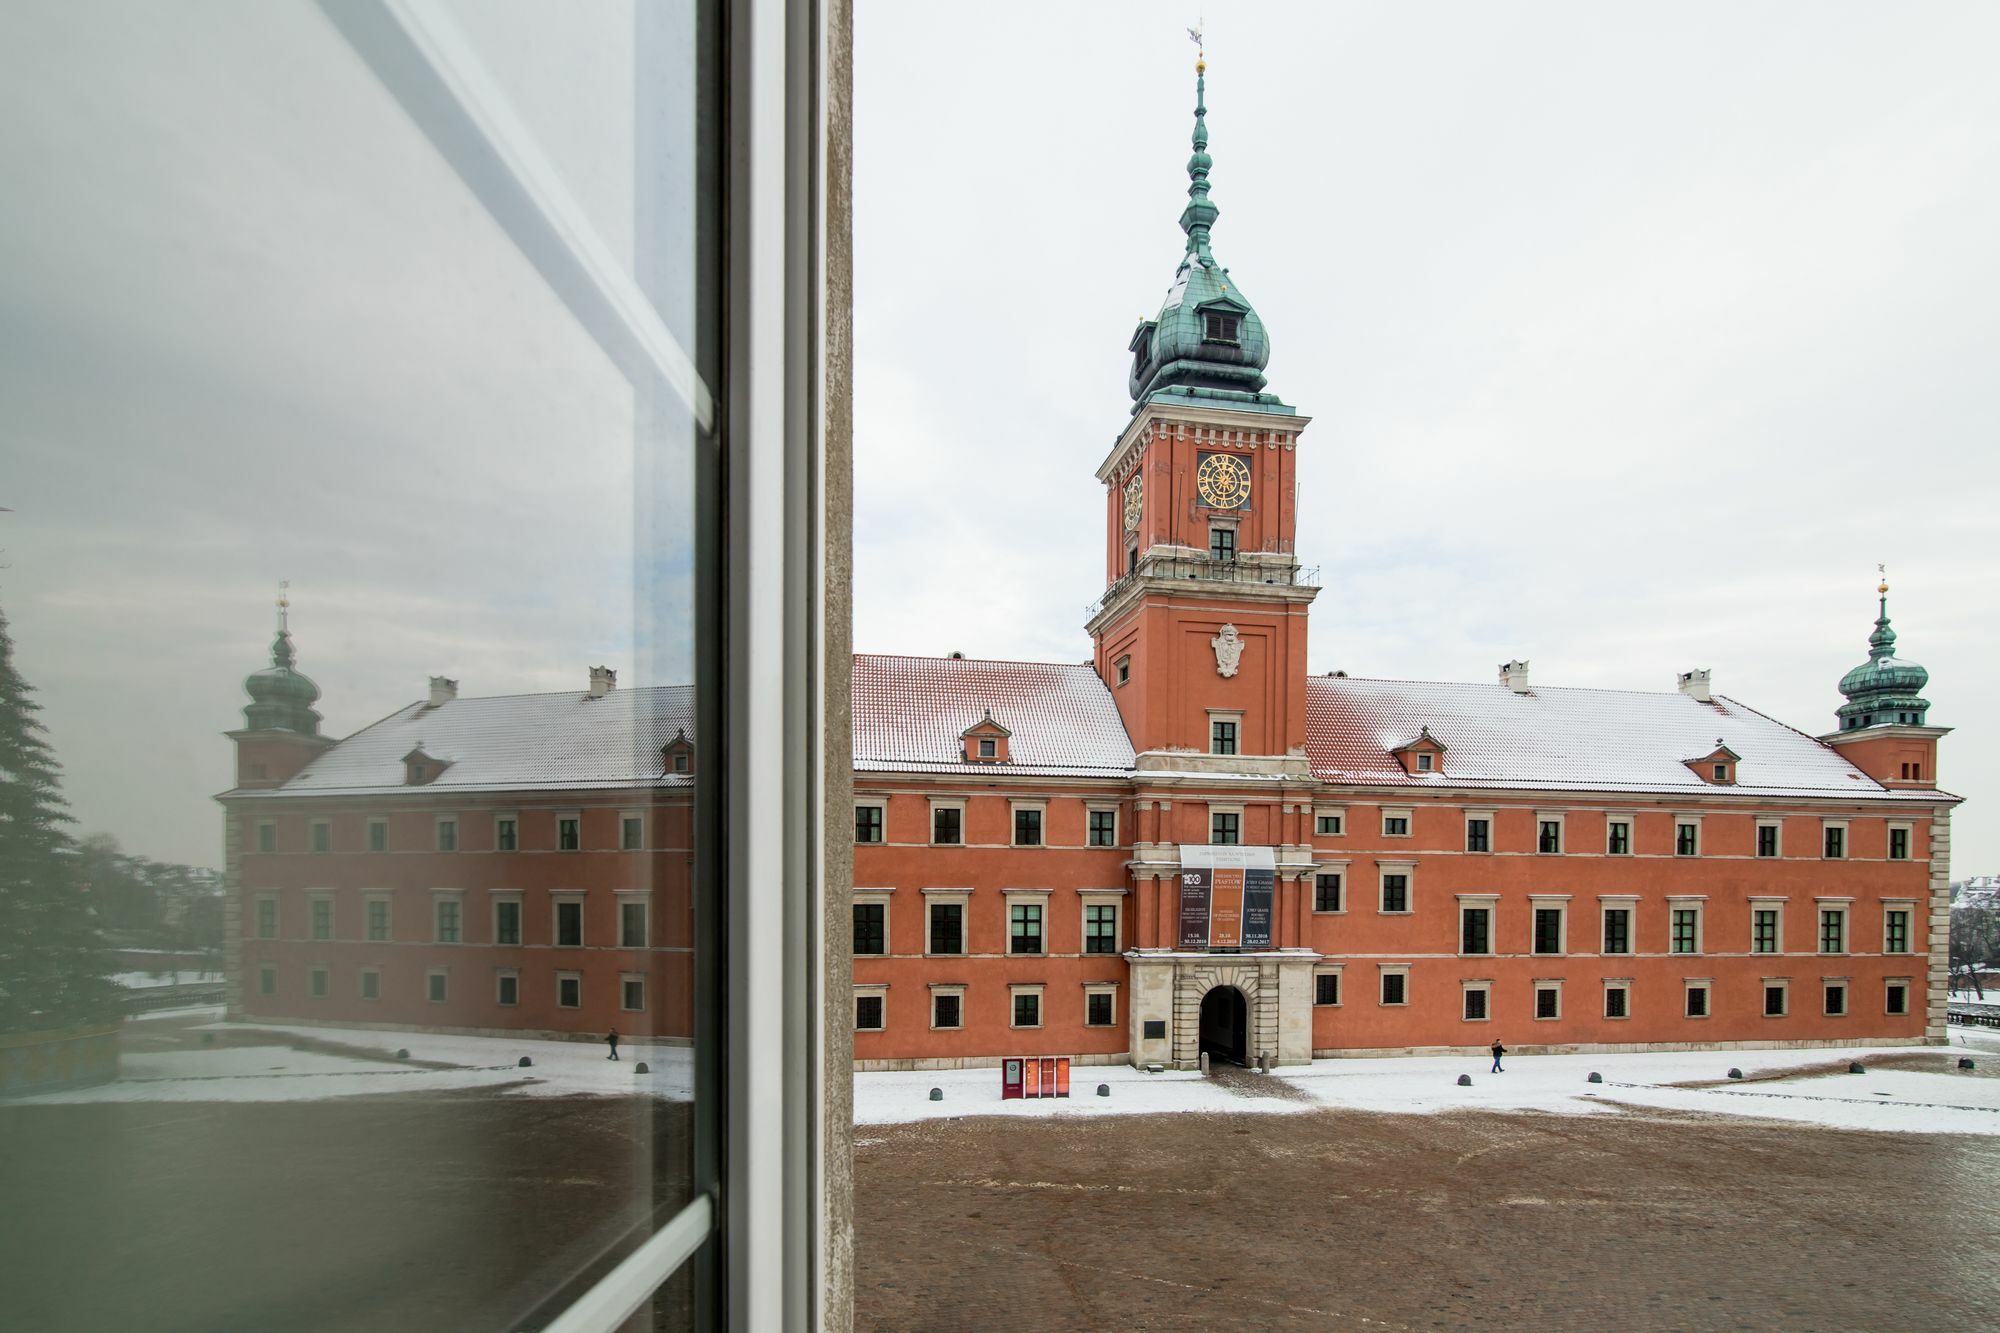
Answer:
1089;553;1321;618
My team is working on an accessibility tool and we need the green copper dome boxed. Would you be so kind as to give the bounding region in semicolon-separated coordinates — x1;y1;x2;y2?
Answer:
243;601;322;735
1127;63;1291;416
1835;588;1930;731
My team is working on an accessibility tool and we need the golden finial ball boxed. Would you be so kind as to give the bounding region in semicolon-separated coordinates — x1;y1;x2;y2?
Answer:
1196;57;1206;74
1878;580;1890;595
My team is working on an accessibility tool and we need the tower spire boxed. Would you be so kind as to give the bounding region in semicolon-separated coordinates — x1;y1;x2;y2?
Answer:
1180;32;1218;263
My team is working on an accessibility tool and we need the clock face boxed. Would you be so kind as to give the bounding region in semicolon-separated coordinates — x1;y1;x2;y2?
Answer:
1122;473;1143;532
1195;452;1252;509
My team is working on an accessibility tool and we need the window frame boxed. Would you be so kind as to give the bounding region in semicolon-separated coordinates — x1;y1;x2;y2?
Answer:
851;895;889;957
1750;898;1784;954
1605;816;1632;856
1463;811;1492;854
307;890;335;942
556;811;582;852
1883;902;1915;955
552;894;586;949
1209;808;1242;846
1817;901;1850;955
1313;806;1346;838
432;890;464;945
620;811;646;851
1378;966;1410;1008
929;799;965;847
1599;897;1637;956
1083;983;1118;1028
1378;865;1413;915
1674;819;1700;857
929;985;965;1031
1530;898;1568;956
1009;984;1045;1030
925;892;969;957
1006;895;1047;956
1313;968;1342;1007
1755;820;1781;858
358;967;381;1002
1763;979;1790;1017
435;814;459;853
1684;979;1712;1019
618;893;652;949
1533;981;1562;1020
853;802;885;845
1312;866;1346;914
1884;978;1911;1016
1081;894;1122;955
1457;895;1497;956
1381;807;1413;839
1010;801;1046;848
1536;814;1564;855
310;818;333;854
494;813;518;853
621;974;648;1013
1887;822;1912;861
363;891;393;943
1086;806;1118;847
1822;820;1848;860
1667;898;1704;955
1460;979;1492;1023
492;892;523;947
1602;980;1632;1020
556;970;583;1011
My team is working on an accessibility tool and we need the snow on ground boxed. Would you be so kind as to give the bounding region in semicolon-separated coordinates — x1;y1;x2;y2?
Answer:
856;1045;2000;1135
111;970;223;989
13;1020;691;1105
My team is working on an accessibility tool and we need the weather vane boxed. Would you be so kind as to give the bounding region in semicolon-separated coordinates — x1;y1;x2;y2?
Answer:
1877;562;1888;596
277;579;290;630
1188;19;1204;64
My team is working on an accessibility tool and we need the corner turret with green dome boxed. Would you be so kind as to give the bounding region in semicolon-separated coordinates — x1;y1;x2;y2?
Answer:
1835;579;1932;731
242;587;322;736
1126;51;1292;417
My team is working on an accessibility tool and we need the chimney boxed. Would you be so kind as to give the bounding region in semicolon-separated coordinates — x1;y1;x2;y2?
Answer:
1499;659;1531;694
426;676;458;708
1678;669;1713;704
588;666;617;699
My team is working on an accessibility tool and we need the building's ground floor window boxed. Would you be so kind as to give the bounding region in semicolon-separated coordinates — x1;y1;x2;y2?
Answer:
1764;983;1788;1017
855;994;884;1031
1314;972;1340;1006
1011;990;1042;1029
1823;982;1847;1016
931;991;962;1030
427;971;448;1004
1534;984;1561;1020
557;974;581;1009
358;968;380;1001
1885;980;1910;1015
622;976;646;1012
1314;872;1343;913
496;972;519;1007
309;967;329;999
1603;983;1630;1019
1085;990;1116;1027
1379;970;1408;1006
1685;982;1710;1018
1461;984;1489;1021
258;965;277;996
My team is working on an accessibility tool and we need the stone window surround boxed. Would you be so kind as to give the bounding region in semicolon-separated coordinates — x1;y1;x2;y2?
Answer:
1887;820;1914;860
1085;803;1119;845
1882;899;1918;954
305;889;336;941
1380;806;1414;838
309;818;333;853
1456;893;1499;956
853;983;889;1031
357;966;381;1001
1602;978;1633;1020
1377;861;1416;915
1536;810;1566;854
434;813;460;852
927;982;966;1030
556;810;583;851
1460;978;1493;1022
1597;894;1639;956
1533;978;1564;1020
1666;894;1706;955
255;818;277;853
619;972;648;1012
1762;976;1790;1017
1816;897;1853;955
1683;977;1713;1019
1530;893;1572;956
490;890;523;945
928;796;966;845
493;812;519;851
254;890;280;939
553;970;583;1009
921;888;970;956
1462;809;1495;852
1377;962;1411;1007
551;892;586;948
494;967;520;1006
1207;802;1245;845
431;889;465;945
619;809;646;850
853;800;886;843
1206;708;1245;757
1004;889;1051;955
1312;860;1350;914
1821;975;1852;1016
1312;804;1346;837
1604;813;1634;855
1083;981;1119;1027
1755;818;1783;857
1883;975;1913;1015
615;890;652;949
360;889;393;942
425;966;450;1004
852;890;892;957
1008;982;1046;1029
1673;814;1703;856
1009;798;1049;847
1079;890;1125;954
1748;895;1785;953
1312;962;1344;1006
1821;818;1849;859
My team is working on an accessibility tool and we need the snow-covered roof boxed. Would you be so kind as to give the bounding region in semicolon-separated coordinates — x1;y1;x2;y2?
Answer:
265;685;695;795
1305;675;1931;802
852;654;1135;778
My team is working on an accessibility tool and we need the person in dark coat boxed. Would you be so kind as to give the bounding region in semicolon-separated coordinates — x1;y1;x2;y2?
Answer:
1490;1039;1505;1074
606;1028;621;1061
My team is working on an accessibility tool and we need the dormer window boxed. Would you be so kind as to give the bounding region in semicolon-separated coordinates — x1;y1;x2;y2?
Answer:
1390;726;1447;777
960;710;1012;764
402;747;448;786
1684;740;1740;786
662;728;694;777
1203;312;1240;343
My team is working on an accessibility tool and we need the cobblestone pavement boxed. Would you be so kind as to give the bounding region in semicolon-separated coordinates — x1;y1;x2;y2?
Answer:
854;1103;2000;1330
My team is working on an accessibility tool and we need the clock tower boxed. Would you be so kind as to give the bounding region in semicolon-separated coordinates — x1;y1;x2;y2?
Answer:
1087;56;1318;763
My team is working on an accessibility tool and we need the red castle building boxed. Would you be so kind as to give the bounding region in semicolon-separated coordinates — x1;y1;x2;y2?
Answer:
221;64;1958;1070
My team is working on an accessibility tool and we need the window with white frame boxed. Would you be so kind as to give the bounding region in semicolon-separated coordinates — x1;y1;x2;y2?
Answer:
256;820;277;855
309;966;329;998
1603;980;1631;1019
1209;713;1240;756
1379;867;1412;914
1823;981;1848;1016
1756;821;1781;858
364;893;392;942
426;970;448;1005
1008;897;1046;955
1884;904;1914;954
1011;802;1045;847
257;965;277;997
854;802;885;844
1684;980;1711;1018
927;895;967;955
308;893;334;941
1885;978;1911;1015
1531;900;1567;955
1601;900;1635;955
1763;980;1789;1016
1210;807;1242;845
1314;808;1345;837
435;816;458;853
1381;808;1412;838
621;974;646;1012
1669;901;1702;955
433;893;462;944
553;895;584;948
1082;896;1120;954
931;801;965;846
621;812;645;851
493;894;522;947
852;897;887;956
1087;807;1118;847
1534;982;1562;1019
930;987;964;1030
1379;966;1409;1006
1537;816;1563;854
1459;898;1495;955
557;813;581;852
1888;823;1911;860
1751;900;1783;953
495;971;519;1008
1674;820;1699;856
1084;985;1117;1027
1605;817;1631;856
358;968;380;1001
556;972;582;1010
1818;903;1848;954
1314;969;1342;1006
255;893;278;940
1313;869;1345;913
619;895;650;948
1009;985;1044;1028
310;819;331;854
495;815;518;853
1822;821;1847;859
1461;981;1491;1022
367;817;389;853
1464;812;1492;853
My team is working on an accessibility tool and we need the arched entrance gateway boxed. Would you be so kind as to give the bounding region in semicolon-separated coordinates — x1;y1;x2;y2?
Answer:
1198;985;1249;1066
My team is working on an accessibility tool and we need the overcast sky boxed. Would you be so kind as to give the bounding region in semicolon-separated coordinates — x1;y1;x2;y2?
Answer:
1;1;1995;874
853;0;2000;871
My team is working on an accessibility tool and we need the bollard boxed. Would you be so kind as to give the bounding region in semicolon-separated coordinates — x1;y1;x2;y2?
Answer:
1958;1058;1975;1070
635;1061;650;1074
201;1032;216;1046
1587;1072;1603;1084
1096;1083;1110;1097
396;1048;411;1060
518;1056;533;1068
1457;1074;1473;1087
928;1088;942;1102
1848;1062;1866;1074
1727;1068;1743;1080
1198;1052;1210;1075
1259;1052;1272;1075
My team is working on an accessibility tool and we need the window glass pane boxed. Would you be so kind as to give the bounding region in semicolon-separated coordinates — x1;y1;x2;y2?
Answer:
0;4;720;1325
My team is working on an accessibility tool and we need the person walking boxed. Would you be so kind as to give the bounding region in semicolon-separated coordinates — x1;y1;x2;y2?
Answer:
606;1028;621;1062
1490;1039;1505;1074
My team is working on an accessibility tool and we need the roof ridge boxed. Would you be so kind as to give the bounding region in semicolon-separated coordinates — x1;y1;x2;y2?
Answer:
854;651;1098;671
1313;674;1713;700
1715;692;1889;793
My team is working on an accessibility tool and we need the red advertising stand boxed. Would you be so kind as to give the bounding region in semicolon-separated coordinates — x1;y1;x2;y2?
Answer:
1000;1057;1071;1101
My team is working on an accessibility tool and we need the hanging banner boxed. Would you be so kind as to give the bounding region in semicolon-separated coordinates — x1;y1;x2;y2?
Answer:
1178;845;1277;950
